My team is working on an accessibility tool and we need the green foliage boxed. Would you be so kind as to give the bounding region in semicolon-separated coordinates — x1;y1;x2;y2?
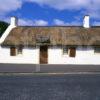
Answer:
0;21;9;37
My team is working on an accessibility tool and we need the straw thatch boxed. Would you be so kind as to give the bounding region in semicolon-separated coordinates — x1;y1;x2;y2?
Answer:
2;26;100;46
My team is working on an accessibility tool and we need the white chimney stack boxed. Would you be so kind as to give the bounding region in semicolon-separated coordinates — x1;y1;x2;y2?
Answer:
10;17;18;26
83;15;90;28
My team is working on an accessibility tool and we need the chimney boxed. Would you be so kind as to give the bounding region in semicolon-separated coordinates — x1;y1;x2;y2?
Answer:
83;15;90;28
10;17;18;26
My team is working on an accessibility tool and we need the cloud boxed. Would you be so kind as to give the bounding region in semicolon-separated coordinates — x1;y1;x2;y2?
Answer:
1;16;100;26
18;19;34;26
33;20;48;26
29;0;88;10
0;0;100;23
27;0;96;11
1;16;81;26
0;0;23;15
53;19;81;26
19;19;48;26
93;21;100;26
53;19;66;26
2;17;81;26
0;0;100;22
28;0;100;18
1;17;48;26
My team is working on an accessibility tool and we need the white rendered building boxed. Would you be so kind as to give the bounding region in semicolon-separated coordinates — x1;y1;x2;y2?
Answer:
0;16;100;65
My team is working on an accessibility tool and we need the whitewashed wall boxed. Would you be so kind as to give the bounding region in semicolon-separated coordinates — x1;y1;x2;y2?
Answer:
48;46;100;65
0;46;39;64
0;45;100;65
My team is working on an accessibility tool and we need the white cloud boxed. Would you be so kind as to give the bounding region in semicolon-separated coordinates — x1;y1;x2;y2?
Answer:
0;0;99;22
93;21;100;26
28;0;93;10
15;18;48;26
0;0;100;21
28;0;100;18
18;19;34;26
53;19;81;26
1;17;48;26
53;19;66;26
0;0;23;15
29;0;88;10
34;20;48;26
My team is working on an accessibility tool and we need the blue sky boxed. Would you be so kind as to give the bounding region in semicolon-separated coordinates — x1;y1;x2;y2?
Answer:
0;0;100;26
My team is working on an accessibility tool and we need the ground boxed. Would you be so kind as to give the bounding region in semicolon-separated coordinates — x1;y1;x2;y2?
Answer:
0;74;100;100
0;64;100;73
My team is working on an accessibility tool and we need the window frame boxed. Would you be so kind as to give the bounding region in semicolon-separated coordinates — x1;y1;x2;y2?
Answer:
17;46;23;55
62;46;69;55
94;47;100;54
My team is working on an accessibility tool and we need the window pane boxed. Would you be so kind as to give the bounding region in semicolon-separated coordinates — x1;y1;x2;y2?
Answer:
63;46;68;54
18;47;23;54
94;47;100;53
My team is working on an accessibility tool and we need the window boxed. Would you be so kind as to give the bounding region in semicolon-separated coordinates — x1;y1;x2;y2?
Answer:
63;46;68;55
69;47;76;57
17;47;23;54
10;47;16;56
94;47;100;54
81;46;88;51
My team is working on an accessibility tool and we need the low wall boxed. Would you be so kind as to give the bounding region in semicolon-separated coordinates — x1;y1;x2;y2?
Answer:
0;64;100;73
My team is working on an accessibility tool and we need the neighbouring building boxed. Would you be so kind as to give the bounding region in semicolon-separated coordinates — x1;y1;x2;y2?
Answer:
0;15;100;65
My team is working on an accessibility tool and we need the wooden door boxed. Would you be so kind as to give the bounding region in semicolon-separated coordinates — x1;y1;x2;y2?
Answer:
69;47;76;57
10;47;16;56
40;46;48;64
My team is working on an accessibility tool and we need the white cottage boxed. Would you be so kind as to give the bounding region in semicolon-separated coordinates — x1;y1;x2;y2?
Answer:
0;15;100;65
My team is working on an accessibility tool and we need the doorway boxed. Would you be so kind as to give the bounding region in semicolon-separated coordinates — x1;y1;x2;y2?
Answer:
40;46;48;64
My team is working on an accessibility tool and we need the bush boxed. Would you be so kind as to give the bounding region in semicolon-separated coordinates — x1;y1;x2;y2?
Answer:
0;21;9;37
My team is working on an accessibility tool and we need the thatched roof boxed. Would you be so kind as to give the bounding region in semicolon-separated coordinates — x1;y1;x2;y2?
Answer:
2;26;100;46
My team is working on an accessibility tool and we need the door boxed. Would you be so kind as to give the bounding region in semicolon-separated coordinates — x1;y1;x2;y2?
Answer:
40;46;48;64
69;47;76;57
10;47;16;56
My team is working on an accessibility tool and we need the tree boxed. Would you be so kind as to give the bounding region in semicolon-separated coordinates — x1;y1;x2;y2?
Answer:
0;21;9;37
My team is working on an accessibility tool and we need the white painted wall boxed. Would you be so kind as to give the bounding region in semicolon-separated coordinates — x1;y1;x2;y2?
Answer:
0;16;40;64
48;46;100;65
0;16;99;65
0;46;39;64
0;45;100;65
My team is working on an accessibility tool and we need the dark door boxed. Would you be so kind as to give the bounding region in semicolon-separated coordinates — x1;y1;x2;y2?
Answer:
40;46;48;64
10;47;16;56
69;47;76;57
